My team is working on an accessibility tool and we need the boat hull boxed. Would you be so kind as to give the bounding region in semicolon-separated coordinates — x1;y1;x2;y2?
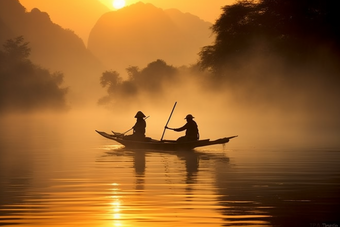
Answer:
95;130;237;150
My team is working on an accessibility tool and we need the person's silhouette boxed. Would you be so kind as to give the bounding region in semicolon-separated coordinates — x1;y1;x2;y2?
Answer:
166;114;199;142
124;111;146;141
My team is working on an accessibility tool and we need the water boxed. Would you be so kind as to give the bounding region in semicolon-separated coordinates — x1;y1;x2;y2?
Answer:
0;115;339;227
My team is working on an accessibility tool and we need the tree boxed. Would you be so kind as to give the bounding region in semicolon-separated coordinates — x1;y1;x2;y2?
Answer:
198;0;340;77
98;70;137;106
131;59;178;93
0;37;68;112
100;70;122;95
2;36;30;61
98;59;179;107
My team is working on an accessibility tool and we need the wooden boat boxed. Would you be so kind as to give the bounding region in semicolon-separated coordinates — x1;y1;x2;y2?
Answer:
95;130;237;150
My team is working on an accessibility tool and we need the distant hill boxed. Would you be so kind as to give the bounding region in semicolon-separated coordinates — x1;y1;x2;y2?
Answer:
0;0;105;105
88;2;214;74
18;0;110;44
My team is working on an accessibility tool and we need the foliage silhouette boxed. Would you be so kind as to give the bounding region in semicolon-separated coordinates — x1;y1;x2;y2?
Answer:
0;36;68;113
0;0;103;105
97;0;339;125
3;36;31;60
199;0;340;78
98;59;178;107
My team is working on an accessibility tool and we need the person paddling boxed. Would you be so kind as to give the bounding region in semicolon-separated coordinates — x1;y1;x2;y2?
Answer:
166;114;199;142
124;111;147;141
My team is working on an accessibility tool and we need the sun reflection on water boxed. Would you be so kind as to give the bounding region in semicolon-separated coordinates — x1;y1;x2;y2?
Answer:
111;183;122;227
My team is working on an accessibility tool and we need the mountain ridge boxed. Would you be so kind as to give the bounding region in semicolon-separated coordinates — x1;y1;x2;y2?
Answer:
88;2;214;73
18;0;111;44
0;0;104;105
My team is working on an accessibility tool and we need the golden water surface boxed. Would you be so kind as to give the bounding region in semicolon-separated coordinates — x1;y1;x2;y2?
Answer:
0;115;339;227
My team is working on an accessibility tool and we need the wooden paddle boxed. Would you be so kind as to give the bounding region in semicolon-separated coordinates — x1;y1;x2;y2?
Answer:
161;102;177;141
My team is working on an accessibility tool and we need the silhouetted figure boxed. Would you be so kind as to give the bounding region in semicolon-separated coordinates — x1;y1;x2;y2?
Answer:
124;111;146;141
167;114;199;142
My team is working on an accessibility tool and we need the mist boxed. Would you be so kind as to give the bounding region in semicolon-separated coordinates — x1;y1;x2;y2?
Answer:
1;42;339;149
1;2;340;226
1;0;339;149
89;49;339;149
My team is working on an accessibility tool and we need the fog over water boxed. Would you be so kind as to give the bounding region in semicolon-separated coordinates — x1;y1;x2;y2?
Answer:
1;1;340;226
1;41;339;149
83;51;339;149
0;38;339;149
1;102;340;227
2;63;339;150
1;0;338;150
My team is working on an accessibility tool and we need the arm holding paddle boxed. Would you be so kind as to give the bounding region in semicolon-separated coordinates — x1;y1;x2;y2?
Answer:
119;115;149;135
166;114;199;142
165;126;185;132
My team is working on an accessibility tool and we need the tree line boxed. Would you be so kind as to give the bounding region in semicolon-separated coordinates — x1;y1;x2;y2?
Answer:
98;59;180;107
99;0;340;110
0;36;68;113
2;0;339;112
198;0;340;79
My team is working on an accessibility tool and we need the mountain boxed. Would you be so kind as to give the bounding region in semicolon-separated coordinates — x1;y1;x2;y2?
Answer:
18;0;110;44
0;0;104;105
88;2;214;74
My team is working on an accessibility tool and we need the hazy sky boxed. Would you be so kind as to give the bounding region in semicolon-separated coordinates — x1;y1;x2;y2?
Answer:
98;0;236;23
19;0;235;45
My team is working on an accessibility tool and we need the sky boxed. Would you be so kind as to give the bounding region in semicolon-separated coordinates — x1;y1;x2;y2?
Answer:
19;0;236;45
98;0;236;23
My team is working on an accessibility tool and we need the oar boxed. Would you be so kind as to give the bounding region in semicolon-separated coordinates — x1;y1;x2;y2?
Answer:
113;116;150;136
161;102;177;141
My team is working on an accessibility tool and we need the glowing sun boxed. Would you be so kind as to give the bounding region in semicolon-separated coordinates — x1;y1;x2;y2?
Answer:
112;0;126;9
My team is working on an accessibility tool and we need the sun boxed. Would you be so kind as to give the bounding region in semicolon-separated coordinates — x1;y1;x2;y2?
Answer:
112;0;126;9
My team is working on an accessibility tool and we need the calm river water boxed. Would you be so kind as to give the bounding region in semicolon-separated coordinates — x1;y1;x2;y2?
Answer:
0;114;339;227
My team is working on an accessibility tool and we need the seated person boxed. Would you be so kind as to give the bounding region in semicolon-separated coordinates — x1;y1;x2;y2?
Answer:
124;111;146;141
166;114;199;142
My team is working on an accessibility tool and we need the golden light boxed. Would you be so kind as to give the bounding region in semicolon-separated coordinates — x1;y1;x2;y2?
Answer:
112;0;126;9
111;196;122;226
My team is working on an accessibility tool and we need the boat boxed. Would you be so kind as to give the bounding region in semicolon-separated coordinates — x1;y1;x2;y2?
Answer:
95;130;238;150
